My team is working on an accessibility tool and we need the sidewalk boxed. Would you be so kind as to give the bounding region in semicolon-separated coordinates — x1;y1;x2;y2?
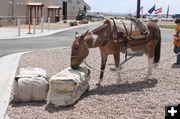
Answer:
0;21;102;39
0;52;26;119
0;27;57;39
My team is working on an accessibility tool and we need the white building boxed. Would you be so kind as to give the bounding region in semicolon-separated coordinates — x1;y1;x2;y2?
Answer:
0;0;90;25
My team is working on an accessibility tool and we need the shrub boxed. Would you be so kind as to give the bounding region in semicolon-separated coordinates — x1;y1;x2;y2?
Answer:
69;21;78;26
79;19;89;24
63;20;67;23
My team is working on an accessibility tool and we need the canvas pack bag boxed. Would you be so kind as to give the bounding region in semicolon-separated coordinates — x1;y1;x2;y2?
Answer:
13;67;49;102
47;67;90;107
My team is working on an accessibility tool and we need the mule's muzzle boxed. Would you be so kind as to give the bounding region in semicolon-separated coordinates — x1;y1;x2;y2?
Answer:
71;64;80;70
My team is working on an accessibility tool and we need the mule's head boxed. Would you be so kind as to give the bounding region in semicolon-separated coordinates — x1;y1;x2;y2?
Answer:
71;30;91;70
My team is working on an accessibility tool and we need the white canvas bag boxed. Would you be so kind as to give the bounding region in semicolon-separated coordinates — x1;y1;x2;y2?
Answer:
13;68;49;102
47;67;90;107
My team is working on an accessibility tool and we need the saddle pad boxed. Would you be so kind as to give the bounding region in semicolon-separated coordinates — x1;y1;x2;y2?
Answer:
104;19;148;41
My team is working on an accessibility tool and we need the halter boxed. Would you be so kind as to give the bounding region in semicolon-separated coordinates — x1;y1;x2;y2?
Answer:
71;33;92;58
82;37;89;49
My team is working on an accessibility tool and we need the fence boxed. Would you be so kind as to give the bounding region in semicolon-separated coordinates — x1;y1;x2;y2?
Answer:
0;16;28;26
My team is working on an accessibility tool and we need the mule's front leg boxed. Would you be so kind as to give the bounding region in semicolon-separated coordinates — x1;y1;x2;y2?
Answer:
145;56;154;81
96;52;108;86
113;53;121;84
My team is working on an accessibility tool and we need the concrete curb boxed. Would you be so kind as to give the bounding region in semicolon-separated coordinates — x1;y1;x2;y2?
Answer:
0;22;101;40
0;52;28;119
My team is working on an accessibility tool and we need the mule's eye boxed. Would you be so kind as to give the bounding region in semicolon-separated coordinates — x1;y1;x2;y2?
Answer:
74;44;79;50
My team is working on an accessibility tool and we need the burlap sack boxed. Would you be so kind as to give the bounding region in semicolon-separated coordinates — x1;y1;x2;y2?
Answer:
13;68;49;102
47;67;90;107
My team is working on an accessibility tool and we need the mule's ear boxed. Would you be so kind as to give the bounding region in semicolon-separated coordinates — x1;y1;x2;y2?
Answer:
84;30;89;34
75;32;80;38
84;30;89;36
86;30;89;33
80;30;89;39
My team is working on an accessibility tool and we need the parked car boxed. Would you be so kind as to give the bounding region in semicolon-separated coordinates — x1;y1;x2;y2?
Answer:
159;17;175;21
149;17;159;22
86;12;104;21
172;14;180;19
166;17;175;21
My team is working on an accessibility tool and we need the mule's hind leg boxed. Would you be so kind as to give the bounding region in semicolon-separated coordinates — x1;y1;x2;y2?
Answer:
113;53;121;84
145;55;154;81
96;52;108;86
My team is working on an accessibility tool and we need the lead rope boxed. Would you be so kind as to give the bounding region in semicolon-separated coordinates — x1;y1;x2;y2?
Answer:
83;52;180;73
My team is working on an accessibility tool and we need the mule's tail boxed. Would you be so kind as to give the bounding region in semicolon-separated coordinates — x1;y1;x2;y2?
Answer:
154;30;161;64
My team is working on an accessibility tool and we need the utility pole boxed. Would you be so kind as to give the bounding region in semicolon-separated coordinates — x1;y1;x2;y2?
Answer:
137;0;141;18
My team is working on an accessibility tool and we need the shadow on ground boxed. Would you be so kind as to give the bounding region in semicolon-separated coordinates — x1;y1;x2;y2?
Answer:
45;103;75;113
84;78;158;96
10;101;46;107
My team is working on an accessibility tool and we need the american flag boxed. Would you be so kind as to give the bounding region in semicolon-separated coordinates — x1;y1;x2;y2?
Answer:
155;8;162;14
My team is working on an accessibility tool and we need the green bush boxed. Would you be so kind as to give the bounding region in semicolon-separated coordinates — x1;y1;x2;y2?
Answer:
69;21;78;26
79;20;89;24
63;20;67;23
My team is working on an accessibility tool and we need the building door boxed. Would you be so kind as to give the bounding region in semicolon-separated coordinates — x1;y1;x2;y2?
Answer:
63;2;67;20
84;6;87;13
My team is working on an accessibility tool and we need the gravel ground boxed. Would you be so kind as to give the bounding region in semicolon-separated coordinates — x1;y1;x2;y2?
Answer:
7;42;180;119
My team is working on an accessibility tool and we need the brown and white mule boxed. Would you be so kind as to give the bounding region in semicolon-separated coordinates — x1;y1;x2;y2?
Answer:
71;19;161;86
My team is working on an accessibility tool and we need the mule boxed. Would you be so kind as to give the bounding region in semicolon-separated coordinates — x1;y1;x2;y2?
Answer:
71;19;161;86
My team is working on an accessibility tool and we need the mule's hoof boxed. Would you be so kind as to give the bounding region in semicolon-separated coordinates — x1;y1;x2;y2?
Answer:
154;64;158;68
145;79;152;83
96;83;101;87
144;77;151;83
147;80;151;83
116;80;122;85
144;76;149;81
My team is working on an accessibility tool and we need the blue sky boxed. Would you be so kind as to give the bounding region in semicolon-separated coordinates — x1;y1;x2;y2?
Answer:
84;0;180;14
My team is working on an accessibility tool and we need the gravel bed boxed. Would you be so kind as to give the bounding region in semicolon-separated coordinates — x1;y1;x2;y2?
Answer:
7;42;180;119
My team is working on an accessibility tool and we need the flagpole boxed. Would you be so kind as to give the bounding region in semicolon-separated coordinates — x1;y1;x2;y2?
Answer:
137;0;141;18
166;6;169;19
